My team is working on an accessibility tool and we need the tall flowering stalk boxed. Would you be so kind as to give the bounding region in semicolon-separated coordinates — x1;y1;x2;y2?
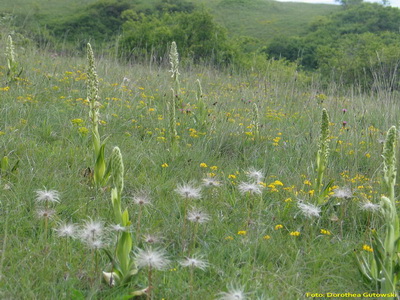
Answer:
169;41;180;94
356;126;400;296
86;43;109;188
103;147;138;286
315;108;331;204
195;79;208;129
252;103;260;140
6;35;21;82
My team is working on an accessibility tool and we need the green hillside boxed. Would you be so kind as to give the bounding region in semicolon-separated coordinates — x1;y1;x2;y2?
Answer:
1;0;338;44
199;0;339;42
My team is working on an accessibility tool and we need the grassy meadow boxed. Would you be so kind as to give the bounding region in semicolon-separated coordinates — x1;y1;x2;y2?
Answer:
0;19;400;300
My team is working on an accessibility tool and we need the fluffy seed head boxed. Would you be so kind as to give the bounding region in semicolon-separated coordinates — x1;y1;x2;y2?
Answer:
360;201;380;212
36;208;56;219
333;187;352;199
246;167;264;183
217;285;247;300
179;256;209;270
132;192;152;206
298;202;321;218
175;183;201;199
80;219;104;241
35;189;60;204
187;208;210;224
109;224;127;232
143;234;162;244
55;223;77;238
238;182;263;195
202;177;222;188
135;248;170;270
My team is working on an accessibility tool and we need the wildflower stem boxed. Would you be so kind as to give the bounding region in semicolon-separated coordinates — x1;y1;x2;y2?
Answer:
189;266;194;300
189;222;199;256
137;206;143;244
182;196;189;252
147;266;153;300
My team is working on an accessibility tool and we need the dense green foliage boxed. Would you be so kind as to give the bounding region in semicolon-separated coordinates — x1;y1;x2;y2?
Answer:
266;2;400;88
119;8;236;65
47;0;134;46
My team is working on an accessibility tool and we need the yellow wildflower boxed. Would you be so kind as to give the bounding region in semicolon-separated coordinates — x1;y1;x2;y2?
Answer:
275;224;283;230
320;229;331;235
237;230;247;235
290;231;301;236
362;244;373;252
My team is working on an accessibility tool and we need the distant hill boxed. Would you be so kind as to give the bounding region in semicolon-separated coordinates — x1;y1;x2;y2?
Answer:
197;0;339;43
2;0;338;45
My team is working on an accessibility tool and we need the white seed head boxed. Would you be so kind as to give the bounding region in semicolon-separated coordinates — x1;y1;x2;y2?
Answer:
298;202;321;218
109;224;127;232
36;208;56;219
245;167;264;183
143;234;162;244
218;286;247;300
135;248;170;270
360;201;380;212
132;192;152;206
333;187;352;199
202;177;222;188
238;182;263;195
187;208;210;224
55;223;77;238
35;189;60;204
175;183;202;199
80;219;104;242
179;256;209;270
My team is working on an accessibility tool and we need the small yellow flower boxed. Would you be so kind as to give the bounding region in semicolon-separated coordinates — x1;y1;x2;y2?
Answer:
200;163;208;168
237;230;247;236
308;190;315;196
78;127;89;134
362;244;373;252
365;153;371;158
263;235;271;240
275;224;283;230
320;229;331;235
228;174;236;179
71;118;84;125
290;231;301;237
284;198;292;202
225;236;234;241
273;180;284;186
161;163;169;168
148;108;155;112
304;180;312;186
210;166;218;171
